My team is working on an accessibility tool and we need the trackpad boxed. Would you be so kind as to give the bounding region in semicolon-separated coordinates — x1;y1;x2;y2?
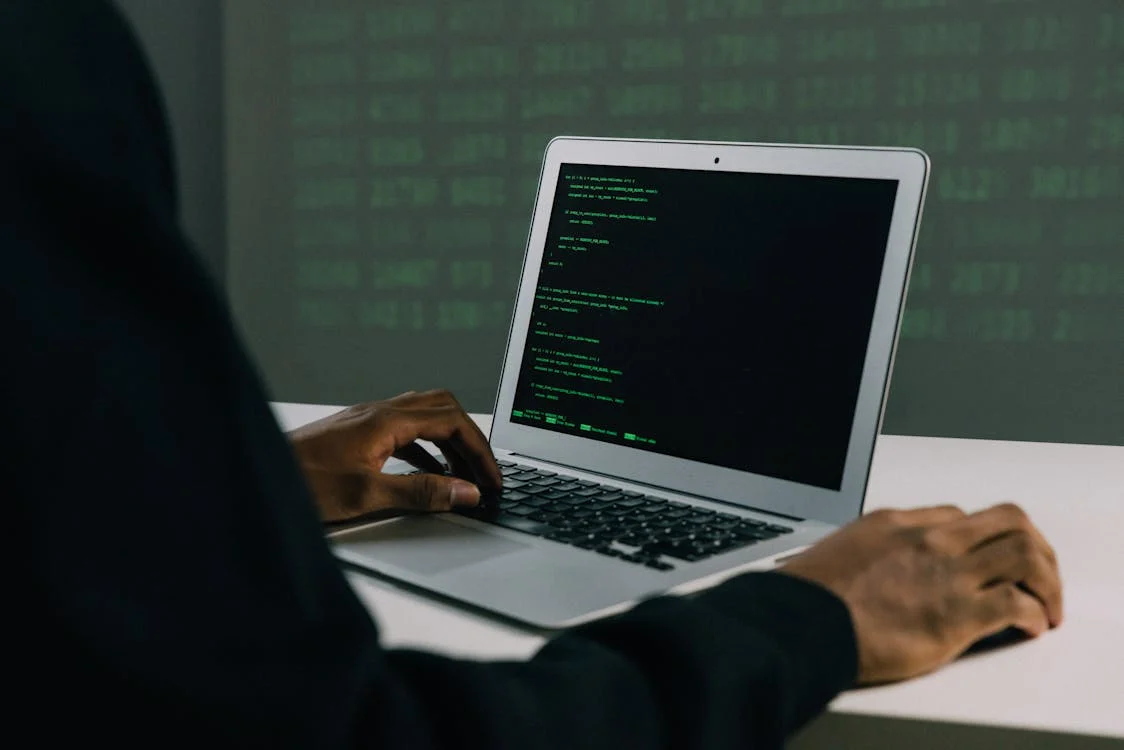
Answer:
333;516;530;577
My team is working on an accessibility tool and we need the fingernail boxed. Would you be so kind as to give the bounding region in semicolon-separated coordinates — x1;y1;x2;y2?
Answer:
450;479;480;507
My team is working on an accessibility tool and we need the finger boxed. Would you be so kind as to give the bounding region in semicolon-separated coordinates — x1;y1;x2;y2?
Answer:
391;405;502;490
372;472;481;513
962;531;1063;627
411;390;500;487
392;442;446;475
302;467;371;523
971;502;1058;570
435;444;477;484
974;583;1051;641
938;503;1048;557
866;505;967;527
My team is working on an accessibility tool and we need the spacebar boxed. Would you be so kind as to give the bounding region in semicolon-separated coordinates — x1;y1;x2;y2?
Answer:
489;513;551;536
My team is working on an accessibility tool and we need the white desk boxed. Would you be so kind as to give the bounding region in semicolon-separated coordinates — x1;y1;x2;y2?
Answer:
274;403;1124;746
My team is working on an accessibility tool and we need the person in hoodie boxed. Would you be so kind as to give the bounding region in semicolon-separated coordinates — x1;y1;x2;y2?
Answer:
2;2;1061;747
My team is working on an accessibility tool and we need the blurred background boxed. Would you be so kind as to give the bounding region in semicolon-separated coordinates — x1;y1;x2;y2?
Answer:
117;0;1122;446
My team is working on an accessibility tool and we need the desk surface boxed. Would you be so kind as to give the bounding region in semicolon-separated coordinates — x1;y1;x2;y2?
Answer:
274;402;1124;740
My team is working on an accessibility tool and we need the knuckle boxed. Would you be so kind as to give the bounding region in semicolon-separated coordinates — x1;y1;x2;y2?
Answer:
1045;543;1059;566
1010;531;1034;558
918;527;946;552
996;583;1020;610
869;508;901;526
998;502;1028;524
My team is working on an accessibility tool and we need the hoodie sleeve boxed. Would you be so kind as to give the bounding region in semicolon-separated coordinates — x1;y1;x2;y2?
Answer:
1;2;856;747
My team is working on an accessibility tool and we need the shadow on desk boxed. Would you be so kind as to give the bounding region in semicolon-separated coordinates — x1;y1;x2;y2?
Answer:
791;714;1121;750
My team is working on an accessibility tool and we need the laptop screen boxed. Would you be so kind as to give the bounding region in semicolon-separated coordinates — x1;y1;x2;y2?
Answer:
508;163;899;491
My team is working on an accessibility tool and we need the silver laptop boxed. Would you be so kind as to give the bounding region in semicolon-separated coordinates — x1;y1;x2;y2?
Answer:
331;137;930;629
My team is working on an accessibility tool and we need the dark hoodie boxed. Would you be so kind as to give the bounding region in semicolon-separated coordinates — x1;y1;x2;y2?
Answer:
1;1;856;746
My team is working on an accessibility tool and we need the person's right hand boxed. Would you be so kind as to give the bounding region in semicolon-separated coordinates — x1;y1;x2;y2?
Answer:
288;390;502;523
779;503;1063;685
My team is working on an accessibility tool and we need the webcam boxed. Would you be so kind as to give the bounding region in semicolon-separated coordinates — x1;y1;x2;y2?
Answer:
714;157;720;164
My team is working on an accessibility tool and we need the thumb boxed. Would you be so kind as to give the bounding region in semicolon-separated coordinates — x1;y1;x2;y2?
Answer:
375;472;481;513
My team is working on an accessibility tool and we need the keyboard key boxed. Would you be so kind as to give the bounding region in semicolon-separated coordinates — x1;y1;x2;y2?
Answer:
478;463;746;568
559;495;591;506
492;515;551;536
618;532;655;546
766;524;793;534
546;529;585;544
642;542;705;562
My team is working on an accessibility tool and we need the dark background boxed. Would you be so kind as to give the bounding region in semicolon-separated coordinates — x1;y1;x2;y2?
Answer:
118;0;1122;446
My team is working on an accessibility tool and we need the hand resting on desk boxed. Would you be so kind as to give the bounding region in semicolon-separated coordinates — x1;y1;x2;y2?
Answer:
780;503;1062;684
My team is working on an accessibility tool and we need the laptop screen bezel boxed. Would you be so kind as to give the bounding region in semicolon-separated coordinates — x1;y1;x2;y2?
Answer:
489;137;929;527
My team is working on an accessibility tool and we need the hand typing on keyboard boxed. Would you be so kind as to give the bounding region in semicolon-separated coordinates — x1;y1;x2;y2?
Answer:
453;460;793;573
287;390;502;522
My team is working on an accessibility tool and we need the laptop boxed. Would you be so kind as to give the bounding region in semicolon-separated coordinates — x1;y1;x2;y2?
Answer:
331;137;930;629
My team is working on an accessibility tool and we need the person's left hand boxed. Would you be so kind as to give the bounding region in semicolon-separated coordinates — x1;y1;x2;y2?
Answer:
287;390;503;523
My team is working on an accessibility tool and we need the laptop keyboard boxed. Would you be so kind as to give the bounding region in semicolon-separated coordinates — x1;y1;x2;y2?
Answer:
440;460;793;573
